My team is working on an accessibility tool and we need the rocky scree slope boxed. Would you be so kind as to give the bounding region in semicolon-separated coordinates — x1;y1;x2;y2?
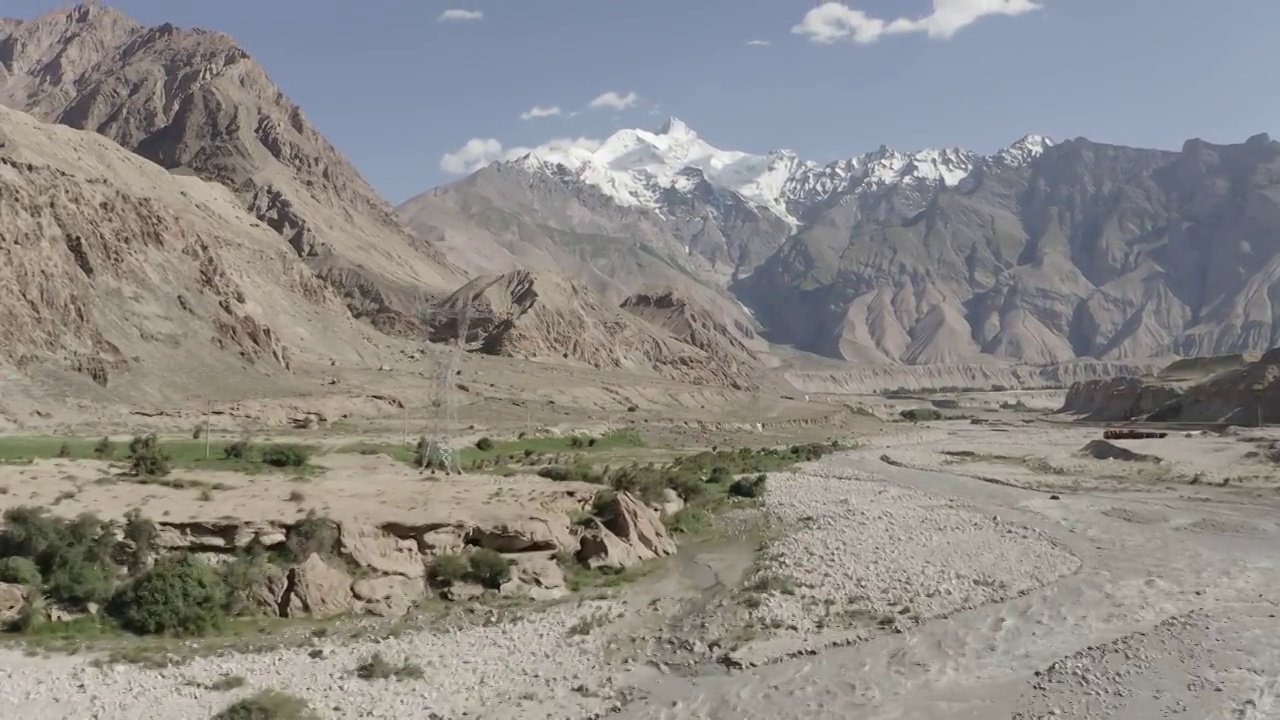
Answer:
0;103;377;408
426;116;1280;367
0;4;462;334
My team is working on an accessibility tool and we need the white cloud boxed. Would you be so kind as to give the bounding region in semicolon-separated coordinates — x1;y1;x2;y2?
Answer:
745;39;772;47
439;138;504;174
588;91;640;111
793;0;1041;44
440;136;602;175
519;105;562;120
438;8;483;22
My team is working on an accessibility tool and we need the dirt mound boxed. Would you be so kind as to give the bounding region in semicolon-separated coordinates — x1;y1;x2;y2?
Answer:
0;5;462;331
1080;440;1160;462
0;103;377;405
427;271;758;389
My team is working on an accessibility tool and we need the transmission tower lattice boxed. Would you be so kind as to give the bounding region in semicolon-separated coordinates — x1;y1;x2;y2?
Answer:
417;302;472;474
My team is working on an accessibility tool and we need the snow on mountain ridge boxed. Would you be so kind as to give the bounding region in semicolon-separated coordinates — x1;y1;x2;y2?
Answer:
515;117;1054;223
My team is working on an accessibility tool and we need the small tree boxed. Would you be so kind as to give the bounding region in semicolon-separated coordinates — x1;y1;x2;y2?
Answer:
111;553;228;636
128;434;171;477
475;437;494;452
92;437;115;460
121;508;156;574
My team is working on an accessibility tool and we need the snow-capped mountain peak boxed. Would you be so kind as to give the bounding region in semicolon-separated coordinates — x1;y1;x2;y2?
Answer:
515;119;1053;224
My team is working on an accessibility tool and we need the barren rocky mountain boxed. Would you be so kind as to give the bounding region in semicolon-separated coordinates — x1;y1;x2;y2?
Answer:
0;4;463;333
0;102;378;416
423;117;1280;368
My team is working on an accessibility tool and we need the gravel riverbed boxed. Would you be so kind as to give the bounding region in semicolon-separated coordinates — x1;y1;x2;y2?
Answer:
0;601;626;719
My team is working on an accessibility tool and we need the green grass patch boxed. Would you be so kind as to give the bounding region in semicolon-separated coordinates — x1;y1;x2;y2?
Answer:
563;560;659;594
336;429;645;473
0;437;319;475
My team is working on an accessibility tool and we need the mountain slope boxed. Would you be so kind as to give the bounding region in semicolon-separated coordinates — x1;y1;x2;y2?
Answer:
738;133;1280;363
0;4;462;332
0;102;378;413
425;114;1280;365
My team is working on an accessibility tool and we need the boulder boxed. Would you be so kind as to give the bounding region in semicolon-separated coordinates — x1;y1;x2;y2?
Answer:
0;583;28;622
420;527;467;555
341;523;425;578
602;492;677;559
466;517;575;553
283;553;353;618
512;555;569;601
153;521;289;552
576;524;646;570
352;575;425;617
656;488;685;517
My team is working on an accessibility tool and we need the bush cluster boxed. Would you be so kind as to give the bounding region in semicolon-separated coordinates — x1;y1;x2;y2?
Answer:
0;506;296;637
426;548;513;591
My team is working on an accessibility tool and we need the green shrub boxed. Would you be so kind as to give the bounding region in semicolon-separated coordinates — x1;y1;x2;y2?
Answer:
45;556;115;608
283;511;339;563
354;651;424;680
588;488;621;525
92;437;115;460
707;466;731;484
213;689;319;720
0;509;117;609
899;408;943;422
426;553;468;588
466;548;512;590
475;437;494;452
128;434;171;477
122;508;156;574
10;594;46;633
111;553;228;636
223;439;253;461
57;442;72;459
666;507;712;535
261;446;308;468
728;474;767;499
0;556;41;585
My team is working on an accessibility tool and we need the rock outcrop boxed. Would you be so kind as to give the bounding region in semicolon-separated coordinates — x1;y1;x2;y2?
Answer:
427;270;760;389
139;490;674;618
1058;377;1182;422
1059;351;1280;424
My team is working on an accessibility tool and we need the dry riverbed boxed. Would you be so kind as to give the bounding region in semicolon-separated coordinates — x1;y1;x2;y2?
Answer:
5;421;1280;719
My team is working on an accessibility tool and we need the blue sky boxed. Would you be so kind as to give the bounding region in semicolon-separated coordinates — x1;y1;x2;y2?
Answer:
9;1;1280;202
